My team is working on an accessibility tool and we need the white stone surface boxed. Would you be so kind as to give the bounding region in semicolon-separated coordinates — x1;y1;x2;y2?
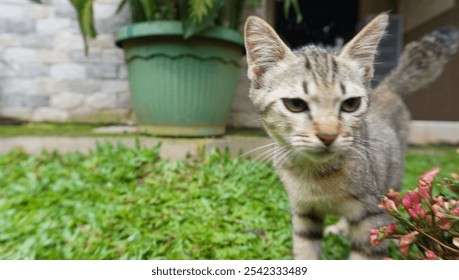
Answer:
0;0;130;124
50;92;84;109
0;78;37;94
38;49;70;64
88;34;116;48
35;77;66;94
86;92;117;109
54;33;85;50
50;63;86;79
0;107;33;120
36;17;72;34
0;4;25;18
102;49;124;64
409;121;459;145
0;34;21;47
27;5;54;19
3;47;37;62
102;80;129;93
93;3;117;19
32;107;69;122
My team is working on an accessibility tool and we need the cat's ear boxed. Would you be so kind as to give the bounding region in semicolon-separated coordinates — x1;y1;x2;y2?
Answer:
244;16;293;82
338;13;388;83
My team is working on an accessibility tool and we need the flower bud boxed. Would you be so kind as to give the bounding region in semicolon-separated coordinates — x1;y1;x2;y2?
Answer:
386;223;397;235
417;167;440;200
387;189;401;206
453;237;459;248
432;204;445;219
399;231;419;257
380;196;399;214
424;250;437;260
370;229;381;246
437;217;451;230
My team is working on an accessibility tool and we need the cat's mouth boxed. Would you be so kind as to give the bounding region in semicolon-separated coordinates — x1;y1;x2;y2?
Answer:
302;149;339;162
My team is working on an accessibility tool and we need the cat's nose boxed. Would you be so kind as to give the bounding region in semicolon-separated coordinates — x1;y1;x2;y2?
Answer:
316;133;338;146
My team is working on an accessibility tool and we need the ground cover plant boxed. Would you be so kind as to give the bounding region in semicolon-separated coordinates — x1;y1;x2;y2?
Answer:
373;167;459;259
0;142;457;259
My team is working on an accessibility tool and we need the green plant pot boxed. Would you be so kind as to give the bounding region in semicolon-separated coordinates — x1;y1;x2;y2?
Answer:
116;21;244;137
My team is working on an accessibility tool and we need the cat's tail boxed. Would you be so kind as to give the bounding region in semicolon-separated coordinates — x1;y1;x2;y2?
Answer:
377;26;459;96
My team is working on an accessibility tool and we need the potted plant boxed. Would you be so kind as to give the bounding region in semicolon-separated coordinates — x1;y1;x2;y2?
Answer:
34;0;300;136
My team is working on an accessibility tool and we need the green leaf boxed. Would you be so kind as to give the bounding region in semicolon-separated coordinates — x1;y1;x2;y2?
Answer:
69;0;97;54
228;0;246;30
129;0;147;22
189;0;214;23
138;0;156;21
181;0;225;38
115;0;129;14
283;0;303;24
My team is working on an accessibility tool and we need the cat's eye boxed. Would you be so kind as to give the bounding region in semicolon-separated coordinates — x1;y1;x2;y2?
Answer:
341;97;362;113
282;98;309;113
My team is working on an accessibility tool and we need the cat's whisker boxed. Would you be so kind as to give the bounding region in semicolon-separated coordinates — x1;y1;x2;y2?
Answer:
253;146;278;163
348;146;367;161
274;147;295;168
256;144;291;165
240;142;277;158
352;142;378;159
245;118;263;126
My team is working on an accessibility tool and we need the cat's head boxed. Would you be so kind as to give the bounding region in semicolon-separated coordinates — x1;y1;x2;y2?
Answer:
244;14;388;163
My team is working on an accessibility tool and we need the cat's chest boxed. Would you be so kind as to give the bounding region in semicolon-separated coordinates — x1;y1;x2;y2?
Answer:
277;165;357;214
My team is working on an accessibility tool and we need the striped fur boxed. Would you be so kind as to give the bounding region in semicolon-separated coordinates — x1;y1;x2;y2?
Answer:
244;14;458;260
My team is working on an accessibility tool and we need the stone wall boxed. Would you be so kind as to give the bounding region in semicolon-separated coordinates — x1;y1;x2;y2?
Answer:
0;0;131;123
0;0;260;127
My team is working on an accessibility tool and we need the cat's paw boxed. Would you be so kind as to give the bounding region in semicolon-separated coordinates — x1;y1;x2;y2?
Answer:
324;218;349;236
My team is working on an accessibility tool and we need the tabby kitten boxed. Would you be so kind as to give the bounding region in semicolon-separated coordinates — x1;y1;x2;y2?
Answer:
244;14;458;259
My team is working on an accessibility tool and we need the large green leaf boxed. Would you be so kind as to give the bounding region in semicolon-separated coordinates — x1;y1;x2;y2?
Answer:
69;0;97;53
180;0;225;39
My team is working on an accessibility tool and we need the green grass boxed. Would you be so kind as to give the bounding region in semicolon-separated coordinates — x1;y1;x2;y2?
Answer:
0;143;457;259
0;124;268;138
0;124;102;137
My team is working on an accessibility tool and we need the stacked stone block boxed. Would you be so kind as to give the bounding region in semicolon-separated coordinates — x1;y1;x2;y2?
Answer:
0;0;132;123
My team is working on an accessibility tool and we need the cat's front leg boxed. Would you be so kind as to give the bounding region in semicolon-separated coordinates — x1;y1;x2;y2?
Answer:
347;207;390;260
291;210;324;260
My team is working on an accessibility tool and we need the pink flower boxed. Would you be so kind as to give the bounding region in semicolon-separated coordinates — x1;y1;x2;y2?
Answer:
371;224;398;247
432;204;445;218
402;191;426;219
370;229;381;246
387;189;401;206
437;217;451;230
386;223;397;235
415;204;426;219
453;207;459;216
379;196;399;214
399;231;419;257
424;250;437;260
402;192;421;210
433;196;444;206
417;167;440;200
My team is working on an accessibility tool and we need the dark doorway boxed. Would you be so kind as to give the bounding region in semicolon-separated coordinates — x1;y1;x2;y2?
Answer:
274;0;359;50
